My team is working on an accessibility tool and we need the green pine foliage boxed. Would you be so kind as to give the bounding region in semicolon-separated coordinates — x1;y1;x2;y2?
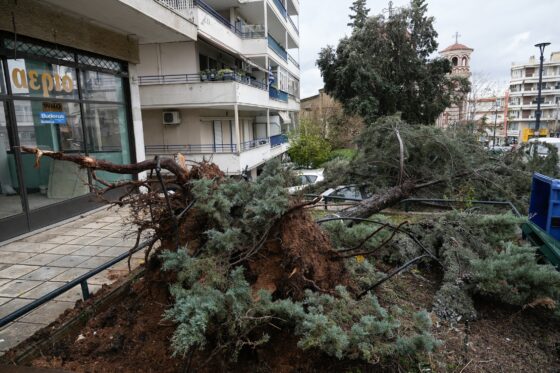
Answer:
159;160;438;363
471;244;560;308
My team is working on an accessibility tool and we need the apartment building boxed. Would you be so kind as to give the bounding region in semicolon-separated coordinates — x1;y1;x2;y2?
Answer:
137;0;301;178
0;0;198;241
467;97;509;145
508;52;560;143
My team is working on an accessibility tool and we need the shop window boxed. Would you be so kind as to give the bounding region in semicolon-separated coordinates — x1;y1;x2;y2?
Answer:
81;71;124;102
84;103;126;153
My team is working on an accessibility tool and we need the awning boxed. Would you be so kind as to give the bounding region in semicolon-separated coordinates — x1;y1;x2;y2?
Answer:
278;111;291;124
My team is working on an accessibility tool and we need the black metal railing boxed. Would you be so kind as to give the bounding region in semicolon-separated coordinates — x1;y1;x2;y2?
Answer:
145;143;238;154
241;138;269;151
138;72;268;91
0;237;158;329
195;0;265;39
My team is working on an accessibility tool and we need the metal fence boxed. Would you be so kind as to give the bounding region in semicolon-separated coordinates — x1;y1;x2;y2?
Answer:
269;86;289;102
241;138;270;151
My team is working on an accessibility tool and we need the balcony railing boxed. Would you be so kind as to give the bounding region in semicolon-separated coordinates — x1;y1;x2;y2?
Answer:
137;72;268;91
269;86;289;102
272;0;287;19
270;134;289;148
288;16;299;34
154;0;193;13
145;143;237;155
195;0;265;38
268;35;288;61
241;138;270;151
288;53;299;68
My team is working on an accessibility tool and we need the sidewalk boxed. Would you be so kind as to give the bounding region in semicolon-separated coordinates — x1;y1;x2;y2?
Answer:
0;207;146;353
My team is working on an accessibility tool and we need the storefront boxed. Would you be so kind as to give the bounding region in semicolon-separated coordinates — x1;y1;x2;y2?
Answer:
0;34;136;241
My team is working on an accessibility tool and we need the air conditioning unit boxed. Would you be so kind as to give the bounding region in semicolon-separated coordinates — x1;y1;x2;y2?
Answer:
163;111;181;125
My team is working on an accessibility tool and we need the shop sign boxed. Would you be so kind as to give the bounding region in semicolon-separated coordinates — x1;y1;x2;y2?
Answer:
40;112;66;125
11;67;74;98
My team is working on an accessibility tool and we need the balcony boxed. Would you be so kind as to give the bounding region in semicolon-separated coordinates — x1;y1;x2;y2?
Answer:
288;16;299;35
269;86;289;102
268;35;288;61
270;134;289;147
138;72;269;108
272;0;287;19
195;0;265;39
43;0;197;43
145;138;290;174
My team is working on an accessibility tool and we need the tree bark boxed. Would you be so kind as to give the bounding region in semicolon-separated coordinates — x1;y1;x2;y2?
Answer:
20;146;190;184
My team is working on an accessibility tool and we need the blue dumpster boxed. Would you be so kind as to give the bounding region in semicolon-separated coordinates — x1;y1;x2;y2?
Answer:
529;173;560;241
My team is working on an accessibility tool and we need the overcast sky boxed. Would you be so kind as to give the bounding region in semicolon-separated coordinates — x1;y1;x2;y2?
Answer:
298;0;560;98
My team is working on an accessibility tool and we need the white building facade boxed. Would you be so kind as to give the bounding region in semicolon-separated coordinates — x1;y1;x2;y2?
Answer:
508;52;560;143
137;0;301;178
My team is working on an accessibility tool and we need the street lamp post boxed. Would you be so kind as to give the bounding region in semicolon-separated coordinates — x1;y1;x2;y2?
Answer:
535;42;551;134
492;101;499;148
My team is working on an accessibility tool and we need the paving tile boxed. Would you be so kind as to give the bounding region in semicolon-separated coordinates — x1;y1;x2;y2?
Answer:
71;246;111;257
77;256;114;269
95;237;128;247
44;235;77;244
20;300;74;324
49;255;91;268
99;246;129;257
22;253;64;266
84;230;112;237
50;228;94;237
51;268;90;282
20;281;66;299
0;241;57;254
0;298;33;318
0;252;36;265
98;216;122;223
46;244;83;255
0;297;11;306
0;280;42;297
0;280;10;288
82;222;110;229
20;232;57;243
20;267;69;281
0;322;44;351
0;265;40;279
66;235;102;246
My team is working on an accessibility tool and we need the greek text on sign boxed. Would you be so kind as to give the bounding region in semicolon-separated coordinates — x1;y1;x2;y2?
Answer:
11;67;74;98
40;112;66;125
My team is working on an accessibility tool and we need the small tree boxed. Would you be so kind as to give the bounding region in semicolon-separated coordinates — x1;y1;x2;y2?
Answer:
288;118;332;168
317;0;470;125
347;0;370;29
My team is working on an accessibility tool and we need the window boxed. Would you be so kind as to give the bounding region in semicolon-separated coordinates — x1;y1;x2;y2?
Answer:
84;103;126;152
462;57;468;66
452;57;458;66
81;71;124;102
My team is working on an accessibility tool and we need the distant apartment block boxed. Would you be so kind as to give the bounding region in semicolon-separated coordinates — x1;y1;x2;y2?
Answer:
137;0;301;178
508;52;560;143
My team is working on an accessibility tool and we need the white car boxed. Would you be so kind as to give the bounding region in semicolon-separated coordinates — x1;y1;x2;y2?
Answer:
527;137;560;157
287;169;324;194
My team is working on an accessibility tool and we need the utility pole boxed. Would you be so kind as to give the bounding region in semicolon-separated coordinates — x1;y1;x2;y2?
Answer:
535;42;551;134
492;99;500;148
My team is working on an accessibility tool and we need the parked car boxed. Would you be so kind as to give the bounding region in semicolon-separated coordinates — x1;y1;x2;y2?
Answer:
321;185;372;201
287;169;324;194
527;137;560;157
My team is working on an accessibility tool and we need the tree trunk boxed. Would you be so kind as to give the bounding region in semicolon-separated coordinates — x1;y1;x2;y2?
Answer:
339;181;416;219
